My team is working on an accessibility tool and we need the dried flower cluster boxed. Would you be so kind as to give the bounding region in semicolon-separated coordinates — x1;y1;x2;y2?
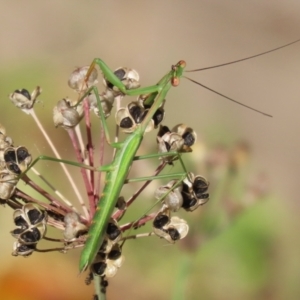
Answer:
2;62;210;298
1;59;270;300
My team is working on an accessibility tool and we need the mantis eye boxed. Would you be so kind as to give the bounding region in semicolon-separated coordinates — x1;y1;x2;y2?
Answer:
171;76;180;86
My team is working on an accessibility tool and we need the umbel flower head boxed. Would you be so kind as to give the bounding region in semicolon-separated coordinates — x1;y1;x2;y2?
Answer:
3;60;213;299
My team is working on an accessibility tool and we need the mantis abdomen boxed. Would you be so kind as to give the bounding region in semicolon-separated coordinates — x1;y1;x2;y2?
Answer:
79;128;143;272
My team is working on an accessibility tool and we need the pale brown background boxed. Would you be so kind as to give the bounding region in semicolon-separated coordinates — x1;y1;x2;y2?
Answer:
0;1;299;299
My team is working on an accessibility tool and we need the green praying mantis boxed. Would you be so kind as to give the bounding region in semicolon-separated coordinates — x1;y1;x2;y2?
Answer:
77;39;300;272
17;38;300;276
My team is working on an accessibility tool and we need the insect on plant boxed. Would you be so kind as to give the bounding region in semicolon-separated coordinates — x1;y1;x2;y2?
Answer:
2;38;300;299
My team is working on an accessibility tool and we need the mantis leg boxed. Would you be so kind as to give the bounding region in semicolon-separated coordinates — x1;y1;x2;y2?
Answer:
86;58;164;96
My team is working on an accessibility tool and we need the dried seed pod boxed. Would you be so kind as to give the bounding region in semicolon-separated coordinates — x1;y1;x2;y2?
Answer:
153;212;170;229
166;217;189;241
99;238;113;255
153;211;189;243
4;147;16;163
16;146;31;173
155;180;183;212
53;98;84;128
104;253;124;278
92;261;107;277
182;174;209;211
0;124;13;150
9;87;42;113
106;219;122;243
172;124;197;152
138;94;165;128
103;67;140;94
13;211;28;228
11;204;47;244
157;126;184;162
64;212;88;241
12;241;36;257
91;244;124;278
68;66;98;92
18;227;43;244
116;102;153;133
153;208;171;237
157;124;197;163
87;90;114;118
4;146;31;175
0;171;18;200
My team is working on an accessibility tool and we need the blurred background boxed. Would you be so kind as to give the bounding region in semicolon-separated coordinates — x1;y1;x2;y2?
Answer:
0;1;300;299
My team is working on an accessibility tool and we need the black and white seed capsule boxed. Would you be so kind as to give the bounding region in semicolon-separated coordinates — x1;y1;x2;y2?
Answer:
4;147;16;163
92;244;124;278
181;174;209;211
92;261;107;276
9;87;41;111
103;67;140;93
106;220;122;242
153;213;170;229
18;227;42;244
12;241;36;257
156;126;184;162
116;102;153;133
4;146;31;174
12;204;47;243
153;214;189;243
172;124;197;152
138;94;165;128
23;203;47;225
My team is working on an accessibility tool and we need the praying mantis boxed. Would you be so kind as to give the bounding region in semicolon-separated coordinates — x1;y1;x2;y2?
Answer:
75;38;300;272
8;38;300;281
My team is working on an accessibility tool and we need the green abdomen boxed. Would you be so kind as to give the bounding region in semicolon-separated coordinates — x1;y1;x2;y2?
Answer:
79;131;143;272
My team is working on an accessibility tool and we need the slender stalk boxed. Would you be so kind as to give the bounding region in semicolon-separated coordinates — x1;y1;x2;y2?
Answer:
83;99;95;192
20;175;73;213
67;128;95;219
31;166;79;213
29;109;88;218
94;276;106;300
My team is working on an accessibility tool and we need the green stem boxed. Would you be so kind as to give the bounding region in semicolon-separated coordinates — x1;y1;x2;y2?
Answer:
94;276;106;300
